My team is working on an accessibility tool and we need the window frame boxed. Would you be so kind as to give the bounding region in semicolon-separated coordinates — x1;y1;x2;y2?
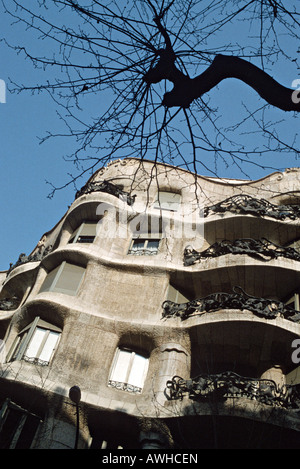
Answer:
40;261;85;296
108;347;149;393
285;293;300;311
69;221;98;244
167;284;189;304
7;316;62;366
128;237;161;256
0;398;42;449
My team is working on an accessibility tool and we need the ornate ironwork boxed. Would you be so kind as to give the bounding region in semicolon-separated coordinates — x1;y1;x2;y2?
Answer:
184;238;300;266
166;372;300;409
75;180;136;206
204;194;300;220
0;295;20;311
162;286;300;323
7;245;53;276
108;380;142;394
127;248;159;256
23;356;50;367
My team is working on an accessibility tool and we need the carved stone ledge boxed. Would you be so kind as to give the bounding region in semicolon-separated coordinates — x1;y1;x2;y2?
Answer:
204;194;300;220
166;371;300;409
183;238;300;266
162;286;300;323
75;180;136;206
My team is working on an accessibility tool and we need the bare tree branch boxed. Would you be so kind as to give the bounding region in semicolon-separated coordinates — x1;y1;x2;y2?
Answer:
1;0;299;193
157;54;300;111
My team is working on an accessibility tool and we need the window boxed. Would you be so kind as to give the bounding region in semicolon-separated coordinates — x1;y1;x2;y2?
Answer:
69;222;98;244
40;261;85;296
108;348;149;393
167;284;189;304
154;191;181;212
128;238;160;256
285;293;300;311
0;399;41;449
7;317;61;366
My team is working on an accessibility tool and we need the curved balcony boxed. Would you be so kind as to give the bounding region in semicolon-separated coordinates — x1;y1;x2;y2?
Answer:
5;245;53;281
184;238;300;267
0;264;42;327
162;280;300;390
204;194;300;221
202;195;300;252
162;286;300;323
3;179;135;279
165;371;300;409
75;179;136;206
180;239;300;299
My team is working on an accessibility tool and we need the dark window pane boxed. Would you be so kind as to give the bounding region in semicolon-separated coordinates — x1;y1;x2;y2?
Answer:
15;414;40;449
147;240;160;249
77;236;95;243
0;408;22;449
132;239;146;248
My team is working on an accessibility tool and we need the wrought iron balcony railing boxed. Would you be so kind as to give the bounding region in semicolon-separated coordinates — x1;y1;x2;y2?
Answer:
75;180;136;206
0;295;20;311
166;372;300;410
108;379;142;394
23;356;51;367
127;248;159;256
162;286;300;323
204;194;300;220
184;238;300;266
7;245;53;276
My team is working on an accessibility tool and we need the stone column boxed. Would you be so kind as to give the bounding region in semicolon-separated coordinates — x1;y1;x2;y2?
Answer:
152;339;191;406
260;364;286;388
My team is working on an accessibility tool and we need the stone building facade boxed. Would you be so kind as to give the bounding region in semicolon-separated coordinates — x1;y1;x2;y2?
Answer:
1;158;300;449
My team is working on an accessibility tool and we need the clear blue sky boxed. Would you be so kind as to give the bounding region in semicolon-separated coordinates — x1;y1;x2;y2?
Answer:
0;3;299;271
0;19;77;271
